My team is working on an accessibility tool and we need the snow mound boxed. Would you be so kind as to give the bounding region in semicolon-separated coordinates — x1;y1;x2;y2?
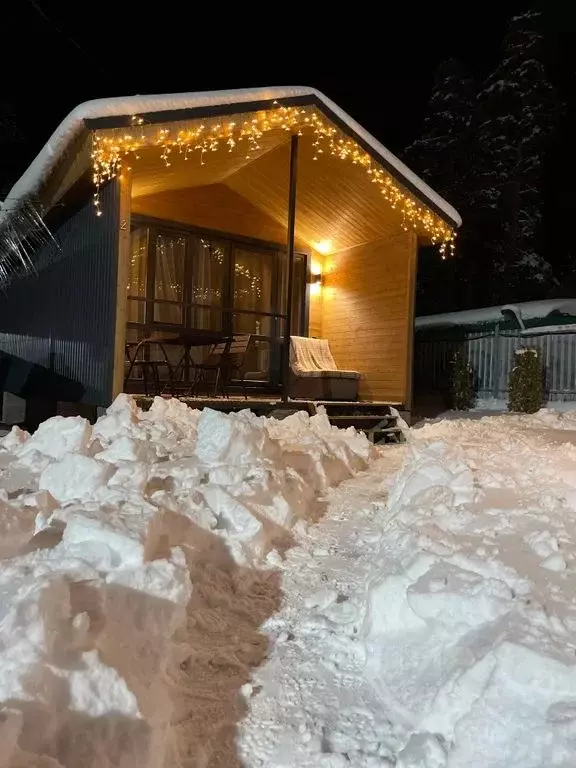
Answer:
0;396;370;767
240;410;576;767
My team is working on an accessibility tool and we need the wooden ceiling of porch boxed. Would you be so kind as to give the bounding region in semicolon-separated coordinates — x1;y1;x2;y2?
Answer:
131;130;403;253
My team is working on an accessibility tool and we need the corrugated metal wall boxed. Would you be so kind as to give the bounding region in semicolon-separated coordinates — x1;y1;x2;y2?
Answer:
0;183;119;405
415;327;576;402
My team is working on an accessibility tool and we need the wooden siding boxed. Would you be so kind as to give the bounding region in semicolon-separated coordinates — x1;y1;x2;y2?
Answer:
308;292;323;338
227;138;399;252
112;173;132;399
0;182;120;405
130;134;409;253
130;130;288;198
132;183;292;245
320;230;418;404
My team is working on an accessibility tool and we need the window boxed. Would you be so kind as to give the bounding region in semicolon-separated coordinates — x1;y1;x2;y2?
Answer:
127;221;308;384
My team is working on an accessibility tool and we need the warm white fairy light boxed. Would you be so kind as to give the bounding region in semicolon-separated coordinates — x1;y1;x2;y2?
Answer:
91;103;456;255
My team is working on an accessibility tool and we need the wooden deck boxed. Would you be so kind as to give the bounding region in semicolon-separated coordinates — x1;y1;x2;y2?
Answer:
133;395;405;443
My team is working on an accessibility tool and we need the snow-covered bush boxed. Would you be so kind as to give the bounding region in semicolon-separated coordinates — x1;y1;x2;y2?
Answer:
448;351;476;411
508;347;543;413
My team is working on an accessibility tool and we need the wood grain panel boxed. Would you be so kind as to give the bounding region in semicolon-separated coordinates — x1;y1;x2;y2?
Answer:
320;230;417;404
112;173;131;399
226;138;398;252
130;130;289;197
308;282;323;337
132;184;291;244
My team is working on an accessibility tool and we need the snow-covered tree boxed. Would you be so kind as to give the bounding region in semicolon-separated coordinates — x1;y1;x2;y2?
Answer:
409;10;561;313
508;348;543;413
405;60;478;313
405;59;476;203
471;9;559;298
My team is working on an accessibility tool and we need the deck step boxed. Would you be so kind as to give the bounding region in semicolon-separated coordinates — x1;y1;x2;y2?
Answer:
327;415;395;422
131;395;405;444
313;400;404;444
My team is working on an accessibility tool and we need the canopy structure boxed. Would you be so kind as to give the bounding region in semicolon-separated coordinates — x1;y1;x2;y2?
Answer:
1;87;460;248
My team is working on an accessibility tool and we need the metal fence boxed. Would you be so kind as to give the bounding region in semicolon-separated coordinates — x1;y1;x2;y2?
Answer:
414;326;576;402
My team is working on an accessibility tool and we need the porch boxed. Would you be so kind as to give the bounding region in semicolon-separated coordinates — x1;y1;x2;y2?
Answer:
132;395;406;444
107;97;457;409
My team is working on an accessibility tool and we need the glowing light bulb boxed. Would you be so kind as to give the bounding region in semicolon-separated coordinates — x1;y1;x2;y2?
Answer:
313;240;332;256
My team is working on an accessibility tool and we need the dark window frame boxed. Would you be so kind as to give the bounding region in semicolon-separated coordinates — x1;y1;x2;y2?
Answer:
127;215;309;384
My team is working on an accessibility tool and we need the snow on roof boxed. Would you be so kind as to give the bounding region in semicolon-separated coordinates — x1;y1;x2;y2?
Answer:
415;299;576;330
0;85;461;228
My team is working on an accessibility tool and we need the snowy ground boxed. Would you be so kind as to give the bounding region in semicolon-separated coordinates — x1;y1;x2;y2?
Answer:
1;398;576;767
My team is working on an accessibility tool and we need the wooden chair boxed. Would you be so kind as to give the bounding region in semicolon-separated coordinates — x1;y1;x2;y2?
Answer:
124;339;174;396
224;334;252;399
190;339;229;397
191;335;252;399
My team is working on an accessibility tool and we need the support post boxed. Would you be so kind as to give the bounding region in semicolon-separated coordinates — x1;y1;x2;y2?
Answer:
281;134;299;402
112;171;132;400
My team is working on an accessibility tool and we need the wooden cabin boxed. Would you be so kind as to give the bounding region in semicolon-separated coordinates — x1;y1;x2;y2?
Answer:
0;86;460;417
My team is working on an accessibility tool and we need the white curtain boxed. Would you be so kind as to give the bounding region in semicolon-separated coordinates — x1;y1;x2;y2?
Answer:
191;238;225;329
154;234;185;325
127;228;148;324
233;248;272;334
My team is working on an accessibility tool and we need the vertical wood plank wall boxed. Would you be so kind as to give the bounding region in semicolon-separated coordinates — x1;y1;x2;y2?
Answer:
112;173;132;399
317;230;418;404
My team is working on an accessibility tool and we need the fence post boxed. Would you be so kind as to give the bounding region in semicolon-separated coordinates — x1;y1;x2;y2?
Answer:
492;322;501;399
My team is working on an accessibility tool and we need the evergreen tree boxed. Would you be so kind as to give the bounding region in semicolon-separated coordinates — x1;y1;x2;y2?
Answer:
508;348;543;413
408;10;561;313
471;9;559;300
448;351;476;411
405;60;477;313
405;58;476;203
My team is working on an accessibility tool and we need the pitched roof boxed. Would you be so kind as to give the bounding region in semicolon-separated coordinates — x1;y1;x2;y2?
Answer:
1;86;461;228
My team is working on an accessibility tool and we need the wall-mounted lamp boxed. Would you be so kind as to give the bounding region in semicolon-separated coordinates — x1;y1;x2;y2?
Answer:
309;265;323;297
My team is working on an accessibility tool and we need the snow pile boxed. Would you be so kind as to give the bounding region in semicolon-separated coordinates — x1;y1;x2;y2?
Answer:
240;411;576;767
0;395;371;768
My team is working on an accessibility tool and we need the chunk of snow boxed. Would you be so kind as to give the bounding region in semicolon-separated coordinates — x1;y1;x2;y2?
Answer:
16;415;91;460
39;454;114;503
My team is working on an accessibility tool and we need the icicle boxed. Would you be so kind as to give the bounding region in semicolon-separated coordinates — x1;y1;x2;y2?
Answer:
0;201;60;288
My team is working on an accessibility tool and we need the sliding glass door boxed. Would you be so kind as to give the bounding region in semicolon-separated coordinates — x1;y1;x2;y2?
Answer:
127;220;308;385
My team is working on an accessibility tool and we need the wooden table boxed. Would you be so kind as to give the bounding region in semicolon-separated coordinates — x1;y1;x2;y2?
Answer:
125;329;230;394
159;330;230;386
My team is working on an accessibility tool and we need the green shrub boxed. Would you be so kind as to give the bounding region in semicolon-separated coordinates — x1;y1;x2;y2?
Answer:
508;348;543;413
449;351;476;411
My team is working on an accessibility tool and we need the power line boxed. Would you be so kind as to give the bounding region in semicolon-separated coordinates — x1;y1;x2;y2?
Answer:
26;0;110;79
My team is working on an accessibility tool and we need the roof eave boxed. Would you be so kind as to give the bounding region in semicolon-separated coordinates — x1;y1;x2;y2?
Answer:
1;86;461;230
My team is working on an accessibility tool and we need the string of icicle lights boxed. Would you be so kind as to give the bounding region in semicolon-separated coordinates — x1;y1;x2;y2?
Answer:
91;102;456;256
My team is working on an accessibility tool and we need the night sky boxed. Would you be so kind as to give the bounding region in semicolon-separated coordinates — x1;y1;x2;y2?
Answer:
4;0;539;190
